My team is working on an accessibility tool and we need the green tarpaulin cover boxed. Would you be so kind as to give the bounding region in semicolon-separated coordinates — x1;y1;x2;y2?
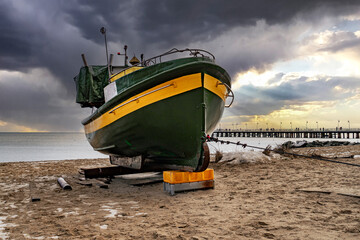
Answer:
74;65;109;108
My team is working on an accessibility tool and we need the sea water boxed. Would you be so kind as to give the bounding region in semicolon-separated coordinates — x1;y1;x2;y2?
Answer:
0;132;105;162
0;132;359;163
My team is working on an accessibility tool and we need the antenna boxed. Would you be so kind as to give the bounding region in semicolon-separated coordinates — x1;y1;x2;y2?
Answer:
100;27;111;78
124;45;128;66
117;45;129;67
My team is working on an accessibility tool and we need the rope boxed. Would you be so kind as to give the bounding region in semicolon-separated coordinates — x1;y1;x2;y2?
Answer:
207;136;360;168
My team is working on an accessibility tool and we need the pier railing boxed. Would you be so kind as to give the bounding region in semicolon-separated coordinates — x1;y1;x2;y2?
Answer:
212;129;360;139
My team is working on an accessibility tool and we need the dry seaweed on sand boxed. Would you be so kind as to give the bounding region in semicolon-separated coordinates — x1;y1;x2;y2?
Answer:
214;150;223;163
272;143;294;157
262;145;272;156
218;151;273;164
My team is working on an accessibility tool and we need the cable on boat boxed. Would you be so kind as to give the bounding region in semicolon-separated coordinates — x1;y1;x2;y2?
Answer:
206;136;360;168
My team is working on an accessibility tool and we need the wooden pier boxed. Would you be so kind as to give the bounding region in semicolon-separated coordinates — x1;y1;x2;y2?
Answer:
212;129;360;139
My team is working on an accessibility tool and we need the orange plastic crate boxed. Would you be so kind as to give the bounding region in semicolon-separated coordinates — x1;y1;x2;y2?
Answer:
163;168;214;184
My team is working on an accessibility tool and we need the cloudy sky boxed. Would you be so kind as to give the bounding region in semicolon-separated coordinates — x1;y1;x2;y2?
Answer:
1;0;360;132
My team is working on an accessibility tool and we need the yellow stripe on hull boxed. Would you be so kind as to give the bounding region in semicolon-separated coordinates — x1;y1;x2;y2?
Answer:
204;74;227;101
110;66;143;82
84;73;227;134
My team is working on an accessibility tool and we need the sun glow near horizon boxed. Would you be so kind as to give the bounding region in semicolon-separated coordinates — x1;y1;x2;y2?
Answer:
0;120;49;132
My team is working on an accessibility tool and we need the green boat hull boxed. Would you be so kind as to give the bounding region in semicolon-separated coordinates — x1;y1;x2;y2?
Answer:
81;57;231;171
85;88;224;170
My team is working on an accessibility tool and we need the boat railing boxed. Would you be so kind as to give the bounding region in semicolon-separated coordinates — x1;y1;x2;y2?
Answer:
143;48;215;66
110;48;215;81
144;48;235;107
222;81;234;108
109;48;234;107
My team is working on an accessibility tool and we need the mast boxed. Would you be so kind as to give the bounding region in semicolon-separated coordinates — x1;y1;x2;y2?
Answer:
100;27;111;78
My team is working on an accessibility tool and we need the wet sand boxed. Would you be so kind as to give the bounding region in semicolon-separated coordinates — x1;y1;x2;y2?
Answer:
1;145;360;239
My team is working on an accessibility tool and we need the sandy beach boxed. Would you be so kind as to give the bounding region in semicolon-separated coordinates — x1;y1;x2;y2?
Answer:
1;145;360;239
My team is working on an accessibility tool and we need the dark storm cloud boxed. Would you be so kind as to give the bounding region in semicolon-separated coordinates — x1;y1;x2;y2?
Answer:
66;0;360;48
137;0;356;45
267;73;285;85
319;32;360;52
63;1;131;45
0;1;44;70
230;75;360;116
0;71;88;131
2;0;360;76
1;0;360;131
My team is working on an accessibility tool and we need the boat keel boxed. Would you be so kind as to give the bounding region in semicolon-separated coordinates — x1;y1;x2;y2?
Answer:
195;142;210;172
110;155;144;169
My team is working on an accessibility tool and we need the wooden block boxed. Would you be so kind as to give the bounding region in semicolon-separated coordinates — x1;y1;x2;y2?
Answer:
29;182;41;202
164;180;214;196
75;181;93;187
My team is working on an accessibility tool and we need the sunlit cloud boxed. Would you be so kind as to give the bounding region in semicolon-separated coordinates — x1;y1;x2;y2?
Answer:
0;120;6;127
341;11;360;21
0;120;44;132
222;69;360;129
233;70;279;89
220;17;360;130
222;97;360;130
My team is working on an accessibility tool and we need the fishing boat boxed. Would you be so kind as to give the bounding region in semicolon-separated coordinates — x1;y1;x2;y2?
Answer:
75;34;233;172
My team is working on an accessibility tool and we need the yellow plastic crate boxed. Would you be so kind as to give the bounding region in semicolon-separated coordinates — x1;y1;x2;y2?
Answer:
163;168;214;184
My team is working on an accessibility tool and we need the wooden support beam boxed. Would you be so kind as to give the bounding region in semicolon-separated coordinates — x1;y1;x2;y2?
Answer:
81;165;170;179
